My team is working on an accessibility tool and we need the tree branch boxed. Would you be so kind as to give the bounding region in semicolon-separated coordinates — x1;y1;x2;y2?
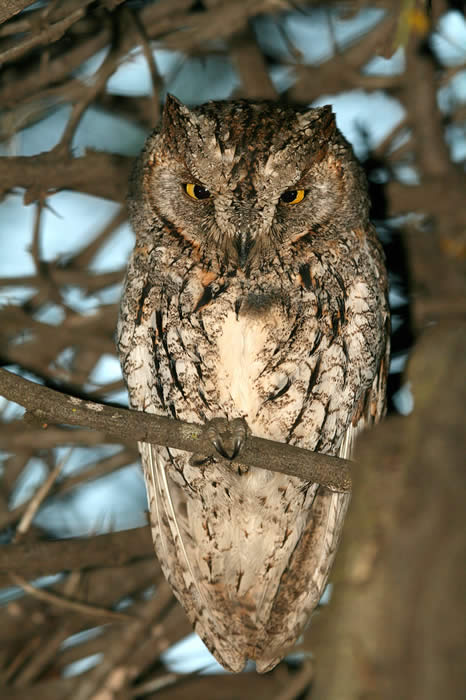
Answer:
0;368;352;493
9;572;137;623
0;527;154;587
0;150;132;203
0;0;37;25
0;6;87;68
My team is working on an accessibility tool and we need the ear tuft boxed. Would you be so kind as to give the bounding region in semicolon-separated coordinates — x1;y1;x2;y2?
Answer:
317;105;337;139
297;104;337;139
162;93;192;133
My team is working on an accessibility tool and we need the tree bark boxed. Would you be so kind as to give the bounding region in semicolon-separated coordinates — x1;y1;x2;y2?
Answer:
311;323;466;700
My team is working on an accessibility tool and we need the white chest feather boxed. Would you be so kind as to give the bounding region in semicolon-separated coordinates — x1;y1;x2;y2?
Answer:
215;310;269;427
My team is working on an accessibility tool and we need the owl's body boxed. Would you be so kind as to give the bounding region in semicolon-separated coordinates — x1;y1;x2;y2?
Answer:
118;98;389;672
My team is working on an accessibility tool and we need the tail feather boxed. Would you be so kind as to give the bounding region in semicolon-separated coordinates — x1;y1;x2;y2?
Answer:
139;442;351;673
142;443;208;613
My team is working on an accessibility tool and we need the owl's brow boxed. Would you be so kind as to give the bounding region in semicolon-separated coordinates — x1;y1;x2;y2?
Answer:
232;179;256;199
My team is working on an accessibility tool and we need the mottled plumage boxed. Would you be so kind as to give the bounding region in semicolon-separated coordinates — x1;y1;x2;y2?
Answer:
117;96;390;672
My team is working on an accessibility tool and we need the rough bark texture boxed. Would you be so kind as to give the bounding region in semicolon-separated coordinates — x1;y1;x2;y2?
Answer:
311;323;465;700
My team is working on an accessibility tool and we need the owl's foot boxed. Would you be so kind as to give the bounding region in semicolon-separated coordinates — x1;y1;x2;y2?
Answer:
205;417;249;467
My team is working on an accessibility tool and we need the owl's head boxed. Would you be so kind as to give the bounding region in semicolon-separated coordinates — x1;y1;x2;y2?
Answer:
128;95;370;274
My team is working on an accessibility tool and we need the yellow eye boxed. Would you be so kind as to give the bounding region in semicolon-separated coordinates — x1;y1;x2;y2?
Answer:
280;189;305;205
185;183;211;200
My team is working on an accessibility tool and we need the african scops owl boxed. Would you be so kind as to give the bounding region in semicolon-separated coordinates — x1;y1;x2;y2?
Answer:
117;96;390;672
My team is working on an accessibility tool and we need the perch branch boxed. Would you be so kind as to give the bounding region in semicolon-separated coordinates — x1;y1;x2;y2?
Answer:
0;368;352;493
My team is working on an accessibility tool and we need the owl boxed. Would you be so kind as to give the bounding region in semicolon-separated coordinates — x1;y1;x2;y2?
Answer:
117;96;390;673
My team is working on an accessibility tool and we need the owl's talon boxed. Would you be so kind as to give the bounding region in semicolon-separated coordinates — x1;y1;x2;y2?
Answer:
211;435;230;460
230;417;249;459
205;417;249;462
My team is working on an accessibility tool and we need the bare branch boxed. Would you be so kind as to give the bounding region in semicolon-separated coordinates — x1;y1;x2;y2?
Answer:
0;368;352;493
9;573;137;623
273;660;313;700
230;23;278;99
0;0;37;25
70;582;175;700
0;150;132;203
14;449;71;541
0;527;154;587
404;43;455;178
0;6;87;68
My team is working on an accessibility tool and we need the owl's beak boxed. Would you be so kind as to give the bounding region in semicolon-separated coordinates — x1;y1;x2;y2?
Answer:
234;231;254;268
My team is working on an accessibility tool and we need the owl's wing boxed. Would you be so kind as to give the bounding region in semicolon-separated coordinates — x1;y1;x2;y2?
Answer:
254;326;390;672
140;441;216;619
339;322;390;460
139;441;261;673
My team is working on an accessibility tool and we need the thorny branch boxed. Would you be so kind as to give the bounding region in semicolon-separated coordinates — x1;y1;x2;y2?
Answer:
0;368;352;493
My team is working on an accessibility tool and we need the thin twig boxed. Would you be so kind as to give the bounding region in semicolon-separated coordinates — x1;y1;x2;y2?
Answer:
70;582;175;700
66;206;127;270
2;635;42;684
54;13;134;156
127;8;162;124
14;448;72;542
130;673;179;697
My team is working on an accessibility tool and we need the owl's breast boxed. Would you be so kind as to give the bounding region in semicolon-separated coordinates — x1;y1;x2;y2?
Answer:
213;308;272;430
153;258;362;450
193;289;310;440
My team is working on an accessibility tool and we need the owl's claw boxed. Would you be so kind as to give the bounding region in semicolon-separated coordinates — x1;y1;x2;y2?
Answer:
205;417;249;461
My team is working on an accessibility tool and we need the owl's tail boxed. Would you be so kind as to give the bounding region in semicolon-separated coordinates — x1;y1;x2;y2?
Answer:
140;441;350;673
